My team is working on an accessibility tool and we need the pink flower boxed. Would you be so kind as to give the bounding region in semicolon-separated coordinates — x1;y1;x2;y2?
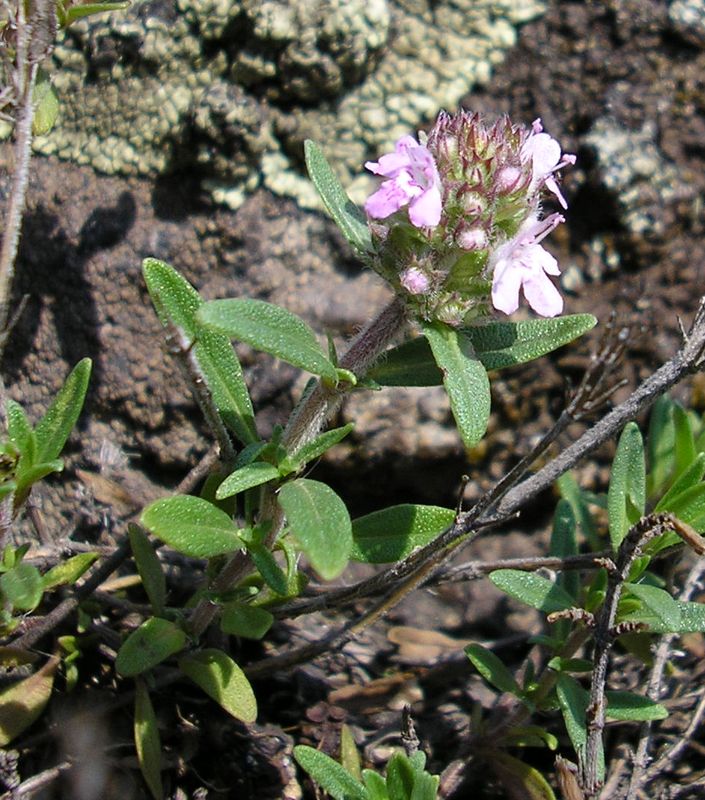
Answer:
490;213;565;317
400;266;431;295
364;135;442;228
521;119;576;209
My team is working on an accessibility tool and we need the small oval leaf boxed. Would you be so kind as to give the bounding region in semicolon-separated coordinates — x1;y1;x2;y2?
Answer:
215;462;281;500
489;569;575;614
116;618;187;677
141;495;242;559
179;649;256;723
278;479;352;580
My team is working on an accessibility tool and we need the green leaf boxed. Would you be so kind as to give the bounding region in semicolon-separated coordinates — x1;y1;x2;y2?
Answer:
34;358;91;463
141;495;242;559
550;499;579;602
32;68;60;136
215;462;281;500
624;599;705;633
289;423;355;469
605;691;668;721
608;422;646;551
351;505;455;563
294;744;368;800
59;1;129;27
134;680;164;800
220;603;274;639
363;769;388;800
116;618;187;677
490;751;557;800
6;399;34;460
179;649;257;723
459;315;597;371
304;140;373;256
658;483;705;529
15;459;64;495
489;569;575;614
366;336;444;387
198;298;338;383
340;724;362;783
655;453;705;512
422;323;490;449
386;752;415;799
0;654;59;746
143;259;258;446
647;395;675;496
556;674;588;758
626;584;681;630
0;563;43;611
465;643;521;695
129;524;167;616
42;552;98;591
368;314;597;386
673;405;697;480
247;542;289;596
278;479;352;580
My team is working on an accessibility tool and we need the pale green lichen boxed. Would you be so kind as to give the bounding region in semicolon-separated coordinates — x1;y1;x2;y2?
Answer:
35;0;547;208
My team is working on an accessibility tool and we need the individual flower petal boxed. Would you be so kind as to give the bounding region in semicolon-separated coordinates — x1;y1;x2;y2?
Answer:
364;135;442;228
408;181;442;227
490;213;565;318
521;118;576;209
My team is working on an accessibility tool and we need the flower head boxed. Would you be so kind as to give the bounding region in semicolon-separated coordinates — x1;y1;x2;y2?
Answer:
490;213;565;317
363;111;575;322
364;135;442;228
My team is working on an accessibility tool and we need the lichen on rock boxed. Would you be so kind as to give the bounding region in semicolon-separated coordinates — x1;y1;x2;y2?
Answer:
35;0;547;208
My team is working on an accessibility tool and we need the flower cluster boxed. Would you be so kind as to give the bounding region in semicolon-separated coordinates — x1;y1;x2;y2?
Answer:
363;111;575;322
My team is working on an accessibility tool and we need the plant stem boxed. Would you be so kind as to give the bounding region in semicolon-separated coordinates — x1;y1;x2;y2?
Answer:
188;296;408;639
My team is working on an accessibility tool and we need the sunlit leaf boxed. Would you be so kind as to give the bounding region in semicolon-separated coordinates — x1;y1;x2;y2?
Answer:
605;691;667;721
215;462;281;500
0;563;43;611
294;745;368;800
198;299;337;382
141;495;242;559
143;259;258;446
608;422;645;551
351;504;455;563
42;552;98;591
489;570;575;614
304;140;373;256
0;654;59;746
278;479;351;580
179;649;256;723
33;359;91;464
